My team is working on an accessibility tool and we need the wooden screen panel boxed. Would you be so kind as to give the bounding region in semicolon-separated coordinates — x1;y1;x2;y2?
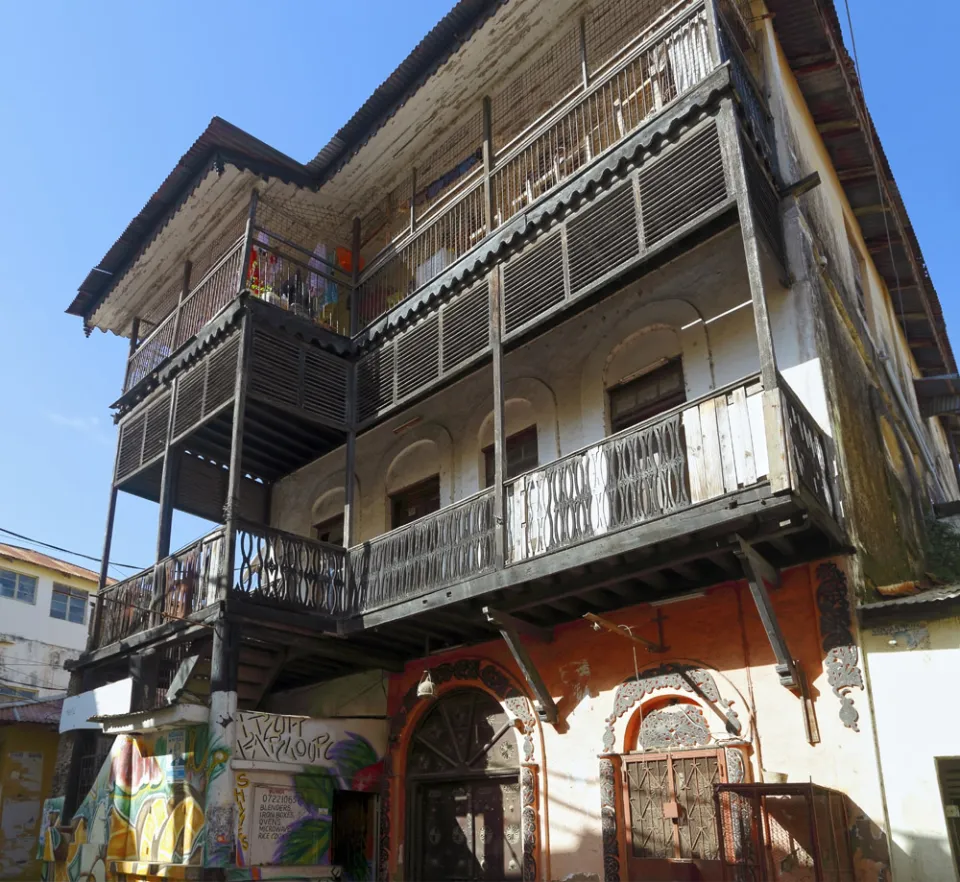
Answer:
502;234;566;335
567;182;640;294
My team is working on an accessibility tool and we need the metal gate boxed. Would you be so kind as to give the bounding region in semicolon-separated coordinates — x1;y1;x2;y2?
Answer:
714;783;854;882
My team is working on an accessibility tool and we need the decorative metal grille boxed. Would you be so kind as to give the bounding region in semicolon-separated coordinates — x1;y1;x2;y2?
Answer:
674;755;721;860
626;758;674;858
350;489;495;614
234;520;347;615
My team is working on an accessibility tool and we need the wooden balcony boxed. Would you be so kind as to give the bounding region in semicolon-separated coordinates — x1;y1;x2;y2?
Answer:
86;374;845;685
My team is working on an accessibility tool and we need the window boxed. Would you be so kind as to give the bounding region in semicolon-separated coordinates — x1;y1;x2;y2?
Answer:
0;569;37;605
483;425;540;488
50;583;88;625
0;682;38;702
390;475;441;529
313;515;345;546
608;357;685;433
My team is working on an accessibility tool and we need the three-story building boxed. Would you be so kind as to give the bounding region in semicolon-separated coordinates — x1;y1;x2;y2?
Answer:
45;1;960;880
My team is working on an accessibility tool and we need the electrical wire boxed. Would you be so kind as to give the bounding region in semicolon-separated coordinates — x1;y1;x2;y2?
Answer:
0;527;145;572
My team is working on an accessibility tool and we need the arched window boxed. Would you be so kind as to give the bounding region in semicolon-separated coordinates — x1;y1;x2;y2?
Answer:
407;689;522;881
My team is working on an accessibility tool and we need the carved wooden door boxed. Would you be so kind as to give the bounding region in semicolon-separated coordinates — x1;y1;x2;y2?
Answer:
408;689;523;881
622;749;727;881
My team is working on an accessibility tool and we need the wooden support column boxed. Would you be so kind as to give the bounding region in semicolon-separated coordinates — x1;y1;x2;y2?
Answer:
701;0;724;66
155;379;181;562
409;168;418;234
170;259;192;350
735;535;798;689
482;96;494;232
717;105;791;491
91;424;123;650
129;650;160;712
128;317;141;356
484;607;557;723
222;314;254;603
578;15;589;87
238;190;259;291
490;267;507;568
344;217;361;557
205;614;240;867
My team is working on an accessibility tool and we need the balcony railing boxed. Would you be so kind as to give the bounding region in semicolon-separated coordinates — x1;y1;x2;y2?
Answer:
92;376;838;648
95;529;225;647
355;0;715;330
348;488;496;615
122;232;352;394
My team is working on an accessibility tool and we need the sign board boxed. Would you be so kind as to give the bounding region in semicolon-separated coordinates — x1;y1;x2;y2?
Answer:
249;785;324;866
59;678;133;733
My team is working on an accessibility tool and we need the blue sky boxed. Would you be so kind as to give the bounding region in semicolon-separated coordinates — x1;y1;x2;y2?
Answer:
0;0;956;581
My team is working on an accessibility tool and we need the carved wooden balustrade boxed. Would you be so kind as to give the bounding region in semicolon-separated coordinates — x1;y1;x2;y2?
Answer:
506;377;767;562
348;489;496;615
778;379;838;521
233;519;348;615
92;375;839;647
94;529;225;648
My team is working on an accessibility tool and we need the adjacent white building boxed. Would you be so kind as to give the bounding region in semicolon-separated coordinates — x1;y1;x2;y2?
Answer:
0;544;101;702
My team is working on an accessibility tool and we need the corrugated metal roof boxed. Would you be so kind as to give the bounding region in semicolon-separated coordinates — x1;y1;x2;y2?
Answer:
0;543;103;584
306;0;505;181
0;695;65;726
766;0;956;381
68;117;315;325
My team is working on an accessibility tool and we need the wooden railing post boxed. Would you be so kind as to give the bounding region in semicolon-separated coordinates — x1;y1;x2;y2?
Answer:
170;259;192;350
222;314;254;603
238;189;259;292
490;267;507;567
482;97;494;233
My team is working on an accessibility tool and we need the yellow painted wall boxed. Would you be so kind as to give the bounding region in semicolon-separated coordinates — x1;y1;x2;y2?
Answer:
0;724;59;880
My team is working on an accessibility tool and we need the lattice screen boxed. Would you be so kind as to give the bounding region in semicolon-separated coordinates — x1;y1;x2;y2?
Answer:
491;25;582;155
415;109;484;220
585;0;681;76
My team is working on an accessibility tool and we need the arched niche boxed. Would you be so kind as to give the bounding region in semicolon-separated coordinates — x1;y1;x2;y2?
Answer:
461;378;560;498
579;300;713;444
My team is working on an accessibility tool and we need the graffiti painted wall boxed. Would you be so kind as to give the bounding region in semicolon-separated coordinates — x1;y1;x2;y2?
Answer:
233;712;387;879
40;725;228;882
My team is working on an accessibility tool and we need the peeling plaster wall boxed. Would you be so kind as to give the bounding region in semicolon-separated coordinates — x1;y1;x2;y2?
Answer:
383;561;889;882
272;228;828;542
863;615;960;882
760;17;950;590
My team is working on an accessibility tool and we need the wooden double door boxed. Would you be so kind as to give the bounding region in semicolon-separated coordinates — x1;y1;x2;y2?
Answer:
623;749;728;881
407;688;524;881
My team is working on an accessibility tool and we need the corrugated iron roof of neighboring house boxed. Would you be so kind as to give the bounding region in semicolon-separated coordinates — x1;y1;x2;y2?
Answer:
859;584;960;625
0;694;66;726
0;543;112;586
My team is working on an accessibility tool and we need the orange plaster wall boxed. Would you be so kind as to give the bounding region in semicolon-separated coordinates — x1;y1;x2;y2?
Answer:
383;558;889;882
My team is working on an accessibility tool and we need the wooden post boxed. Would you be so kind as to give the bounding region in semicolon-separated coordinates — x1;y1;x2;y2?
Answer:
702;0;724;66
155;378;181;562
717;105;789;490
128;317;141;357
238;190;259;292
205;614;240;867
350;216;362;337
91;485;118;650
222;314;253;603
409;168;418;234
170;260;192;350
129;650;159;712
490;267;507;568
482;96;495;232
344;219;361;594
579;15;589;88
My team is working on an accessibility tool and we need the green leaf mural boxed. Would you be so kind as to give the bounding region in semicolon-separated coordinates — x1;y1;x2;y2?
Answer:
274;816;331;866
329;733;378;785
294;767;336;812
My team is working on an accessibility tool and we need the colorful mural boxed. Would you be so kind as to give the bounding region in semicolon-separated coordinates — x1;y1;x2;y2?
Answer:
41;713;387;882
41;726;228;882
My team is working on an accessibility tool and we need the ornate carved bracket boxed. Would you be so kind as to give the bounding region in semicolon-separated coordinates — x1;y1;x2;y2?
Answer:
816;562;863;731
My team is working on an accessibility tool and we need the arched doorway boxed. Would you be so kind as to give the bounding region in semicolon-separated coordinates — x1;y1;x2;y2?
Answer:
406;688;523;881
